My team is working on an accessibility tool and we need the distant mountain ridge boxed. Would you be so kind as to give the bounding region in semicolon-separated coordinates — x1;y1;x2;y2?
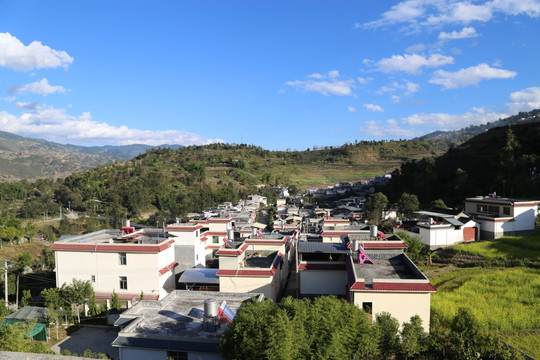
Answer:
416;109;540;143
0;108;538;181
0;130;182;181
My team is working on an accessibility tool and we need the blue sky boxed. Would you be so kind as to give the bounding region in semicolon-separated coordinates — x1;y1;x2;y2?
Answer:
0;1;539;150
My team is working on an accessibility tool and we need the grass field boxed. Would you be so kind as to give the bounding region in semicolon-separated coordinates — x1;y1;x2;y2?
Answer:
429;266;540;358
452;232;540;259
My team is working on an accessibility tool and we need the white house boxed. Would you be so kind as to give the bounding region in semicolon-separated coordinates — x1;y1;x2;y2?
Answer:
165;222;205;272
464;196;539;239
51;227;178;308
395;209;479;249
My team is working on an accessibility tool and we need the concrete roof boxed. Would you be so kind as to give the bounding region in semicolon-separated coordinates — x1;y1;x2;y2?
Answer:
113;290;263;352
349;253;429;287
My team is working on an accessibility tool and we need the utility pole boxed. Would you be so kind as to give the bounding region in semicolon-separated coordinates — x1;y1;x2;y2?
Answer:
1;259;13;308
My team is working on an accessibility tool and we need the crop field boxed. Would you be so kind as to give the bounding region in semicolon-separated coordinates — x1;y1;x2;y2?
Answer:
430;266;540;358
453;233;540;259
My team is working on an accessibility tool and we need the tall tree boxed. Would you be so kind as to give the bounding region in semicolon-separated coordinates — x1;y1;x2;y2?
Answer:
365;192;388;225
397;192;419;220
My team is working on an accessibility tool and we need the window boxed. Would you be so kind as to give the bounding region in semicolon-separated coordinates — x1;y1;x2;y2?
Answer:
488;205;499;215
118;252;127;265
476;204;487;213
362;302;372;314
91;275;95;283
212;236;219;244
503;207;511;216
119;276;127;290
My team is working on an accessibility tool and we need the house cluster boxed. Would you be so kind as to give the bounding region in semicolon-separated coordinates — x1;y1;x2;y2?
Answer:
395;195;539;249
48;189;538;359
308;175;391;201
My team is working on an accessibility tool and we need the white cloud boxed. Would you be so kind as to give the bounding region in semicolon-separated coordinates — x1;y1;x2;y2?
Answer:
507;87;540;113
376;53;453;74
364;0;540;29
405;43;427;53
286;71;355;96
0;32;73;72
357;77;369;85
401;108;504;128
363;103;384;112
491;0;540;17
347;106;357;112
430;63;517;89
0;105;224;146
328;70;340;78
14;102;43;111
438;26;478;40
364;120;417;138
8;78;68;96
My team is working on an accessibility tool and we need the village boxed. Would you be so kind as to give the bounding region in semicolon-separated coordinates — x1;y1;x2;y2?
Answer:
3;175;534;360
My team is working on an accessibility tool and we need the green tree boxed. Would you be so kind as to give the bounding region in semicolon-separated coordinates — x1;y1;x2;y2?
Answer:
374;312;399;360
430;198;447;209
110;290;120;311
61;279;94;323
365;192;388;225
88;293;98;317
399;315;428;359
396;231;424;263
21;289;32;307
397;192;419;220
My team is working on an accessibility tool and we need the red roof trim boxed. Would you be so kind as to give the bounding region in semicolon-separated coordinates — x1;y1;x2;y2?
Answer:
350;281;365;290
217;253;283;277
204;232;228;236
369;282;436;292
50;239;174;253
323;219;350;223
159;261;179;275
200;236;208;242
215;243;249;256
245;238;287;245
321;232;351;236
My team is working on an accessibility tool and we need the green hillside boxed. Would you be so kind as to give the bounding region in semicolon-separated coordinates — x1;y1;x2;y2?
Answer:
386;121;540;206
2;139;448;226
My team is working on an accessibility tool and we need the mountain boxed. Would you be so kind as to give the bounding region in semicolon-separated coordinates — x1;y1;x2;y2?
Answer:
0;130;181;181
416;109;540;144
386;120;540;207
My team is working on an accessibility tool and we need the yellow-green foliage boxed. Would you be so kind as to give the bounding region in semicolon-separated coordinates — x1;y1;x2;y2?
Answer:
453;233;540;259
431;267;540;332
500;330;540;359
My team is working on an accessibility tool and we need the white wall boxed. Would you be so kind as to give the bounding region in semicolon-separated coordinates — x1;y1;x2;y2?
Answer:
55;247;175;299
352;291;431;332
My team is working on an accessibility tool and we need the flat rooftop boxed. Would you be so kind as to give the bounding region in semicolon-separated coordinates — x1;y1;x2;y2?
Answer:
352;253;427;285
115;291;262;340
57;229;171;245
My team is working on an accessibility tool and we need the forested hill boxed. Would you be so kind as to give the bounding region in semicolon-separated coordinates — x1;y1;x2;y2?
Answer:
385;121;540;207
416;108;540;143
8;139;449;226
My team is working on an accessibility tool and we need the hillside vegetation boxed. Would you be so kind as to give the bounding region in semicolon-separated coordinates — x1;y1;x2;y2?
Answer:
0;139;449;226
386;121;540;207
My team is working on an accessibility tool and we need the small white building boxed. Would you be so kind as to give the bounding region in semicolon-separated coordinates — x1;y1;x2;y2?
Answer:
464;196;539;239
165;222;205;272
51;228;178;308
395;209;479;249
